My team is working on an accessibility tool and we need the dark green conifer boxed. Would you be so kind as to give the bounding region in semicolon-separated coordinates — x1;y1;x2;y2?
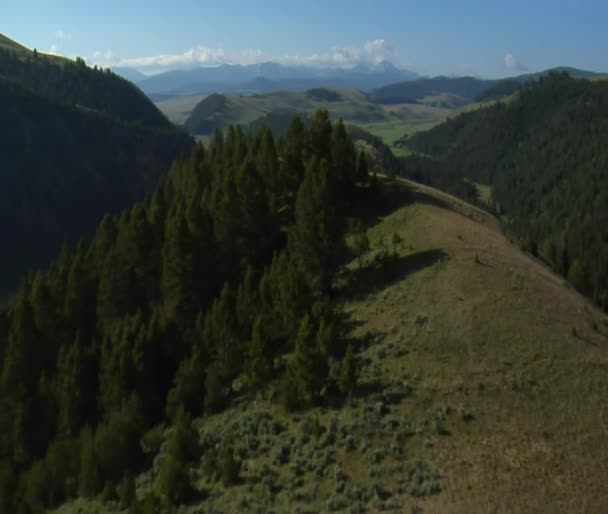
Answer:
247;315;272;389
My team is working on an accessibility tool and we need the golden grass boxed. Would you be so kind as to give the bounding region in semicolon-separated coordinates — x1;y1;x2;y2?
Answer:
346;178;608;513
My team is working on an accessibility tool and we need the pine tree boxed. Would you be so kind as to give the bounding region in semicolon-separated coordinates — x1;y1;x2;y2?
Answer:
289;157;344;294
356;149;369;182
161;209;195;322
236;158;274;268
55;332;88;436
310;109;332;162
78;428;102;498
236;266;259;339
29;273;57;353
255;126;280;215
279;116;306;218
316;316;337;362
339;344;358;400
117;473;136;509
392;232;403;255
166;408;200;463
165;349;205;419
204;364;225;414
330;119;356;206
292;315;322;405
1;291;40;394
63;244;94;336
353;221;370;268
202;285;240;380
155;455;191;505
247;315;272;389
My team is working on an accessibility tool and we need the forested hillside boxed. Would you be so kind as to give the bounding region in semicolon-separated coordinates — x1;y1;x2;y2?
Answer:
369;76;495;105
404;72;608;308
0;41;192;293
0;111;372;512
0;77;192;293
0;41;170;128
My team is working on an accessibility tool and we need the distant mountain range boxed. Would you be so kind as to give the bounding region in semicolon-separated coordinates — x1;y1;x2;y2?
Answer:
114;60;419;98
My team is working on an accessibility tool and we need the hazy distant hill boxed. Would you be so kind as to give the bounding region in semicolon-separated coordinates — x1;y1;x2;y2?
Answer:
370;76;497;106
112;66;148;83
371;67;605;106
183;88;395;135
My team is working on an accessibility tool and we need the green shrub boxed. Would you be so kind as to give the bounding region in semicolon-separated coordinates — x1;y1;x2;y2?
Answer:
220;443;241;486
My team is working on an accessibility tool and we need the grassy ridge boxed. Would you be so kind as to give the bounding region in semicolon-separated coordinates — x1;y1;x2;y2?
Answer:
0;34;29;53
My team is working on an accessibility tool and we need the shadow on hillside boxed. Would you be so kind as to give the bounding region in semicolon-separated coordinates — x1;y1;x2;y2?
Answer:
354;179;465;228
342;249;448;300
407;186;462;214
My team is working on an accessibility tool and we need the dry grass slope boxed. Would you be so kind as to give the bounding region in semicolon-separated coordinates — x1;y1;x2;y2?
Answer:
348;178;608;513
0;33;30;53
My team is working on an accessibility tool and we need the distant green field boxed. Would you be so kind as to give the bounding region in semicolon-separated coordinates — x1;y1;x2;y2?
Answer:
465;178;494;206
157;89;453;154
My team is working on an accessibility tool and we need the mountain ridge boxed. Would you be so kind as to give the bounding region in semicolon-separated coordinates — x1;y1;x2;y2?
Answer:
136;60;419;95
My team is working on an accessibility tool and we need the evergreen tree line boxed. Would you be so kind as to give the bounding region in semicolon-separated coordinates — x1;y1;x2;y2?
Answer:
0;110;370;512
403;73;608;309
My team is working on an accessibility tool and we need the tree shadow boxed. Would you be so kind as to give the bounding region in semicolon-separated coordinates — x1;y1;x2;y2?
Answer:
405;186;464;216
351;179;466;229
573;331;598;347
341;249;448;300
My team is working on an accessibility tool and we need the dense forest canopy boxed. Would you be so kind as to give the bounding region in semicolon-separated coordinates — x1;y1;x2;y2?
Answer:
0;110;373;512
0;50;192;294
404;73;608;309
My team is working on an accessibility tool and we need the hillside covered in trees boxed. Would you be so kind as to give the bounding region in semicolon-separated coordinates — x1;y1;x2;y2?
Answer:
0;40;170;128
404;73;608;309
0;40;192;293
0;111;373;512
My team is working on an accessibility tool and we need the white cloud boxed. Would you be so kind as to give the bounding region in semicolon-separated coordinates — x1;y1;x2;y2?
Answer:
54;30;71;40
90;39;405;72
280;46;363;68
93;49;114;61
504;53;527;72
48;44;61;56
364;39;395;63
92;46;264;70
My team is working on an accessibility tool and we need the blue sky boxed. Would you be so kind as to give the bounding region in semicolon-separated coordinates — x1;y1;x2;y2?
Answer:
1;0;606;77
